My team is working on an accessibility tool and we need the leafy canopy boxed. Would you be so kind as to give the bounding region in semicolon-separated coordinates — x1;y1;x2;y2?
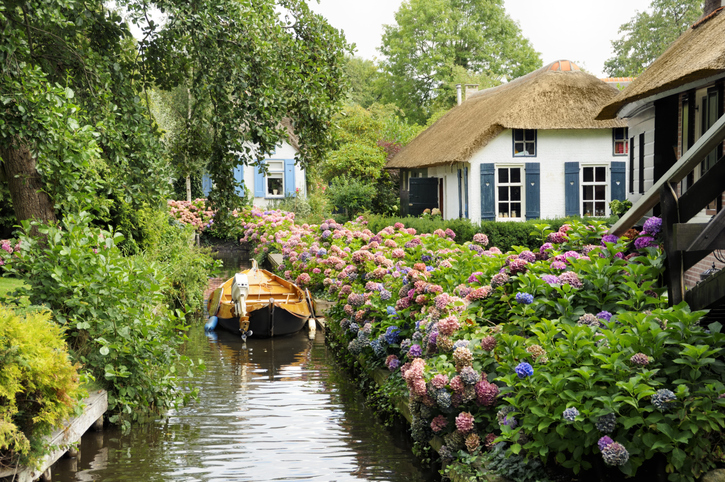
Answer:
380;0;541;123
603;0;703;77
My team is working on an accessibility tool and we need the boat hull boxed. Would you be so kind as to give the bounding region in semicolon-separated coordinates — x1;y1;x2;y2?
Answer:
216;304;308;338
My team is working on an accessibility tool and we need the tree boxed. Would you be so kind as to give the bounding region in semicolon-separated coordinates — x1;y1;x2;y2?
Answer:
380;0;541;123
131;0;350;218
345;56;386;108
0;1;171;226
603;0;703;77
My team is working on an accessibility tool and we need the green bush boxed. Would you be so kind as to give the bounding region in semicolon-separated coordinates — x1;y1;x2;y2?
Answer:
135;208;217;315
328;176;376;217
7;213;199;429
0;307;85;468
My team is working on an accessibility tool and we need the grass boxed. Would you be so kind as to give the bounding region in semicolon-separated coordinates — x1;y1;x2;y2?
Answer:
0;276;30;306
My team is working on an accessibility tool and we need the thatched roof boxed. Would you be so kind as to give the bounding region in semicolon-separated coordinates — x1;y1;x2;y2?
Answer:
597;8;725;120
386;60;626;169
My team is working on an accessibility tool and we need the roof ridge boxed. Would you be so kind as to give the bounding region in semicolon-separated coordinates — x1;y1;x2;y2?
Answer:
693;6;723;28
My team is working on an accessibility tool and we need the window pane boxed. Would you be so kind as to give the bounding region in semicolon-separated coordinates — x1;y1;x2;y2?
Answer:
498;203;509;217
595;202;606;216
514;143;524;155
525;142;535;156
595;185;606;200
583;167;593;183
510;168;521;183
511;203;521;217
583;185;593;200
267;160;284;171
596;167;606;182
268;174;283;195
511;186;521;201
583;202;593;216
525;130;535;141
498;168;509;183
514;130;523;141
498;186;509;201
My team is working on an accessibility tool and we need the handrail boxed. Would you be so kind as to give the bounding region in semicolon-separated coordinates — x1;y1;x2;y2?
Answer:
609;113;725;236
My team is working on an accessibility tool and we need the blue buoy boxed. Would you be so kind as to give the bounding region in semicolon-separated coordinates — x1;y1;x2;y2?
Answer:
204;316;218;332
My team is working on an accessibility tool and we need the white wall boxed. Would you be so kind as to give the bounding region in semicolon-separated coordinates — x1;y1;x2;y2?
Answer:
243;141;306;208
626;105;655;205
451;128;625;223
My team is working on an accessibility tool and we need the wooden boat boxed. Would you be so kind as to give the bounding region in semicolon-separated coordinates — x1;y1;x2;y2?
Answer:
205;261;312;339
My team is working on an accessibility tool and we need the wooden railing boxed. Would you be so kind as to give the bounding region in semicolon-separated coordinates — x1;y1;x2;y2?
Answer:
608;114;725;310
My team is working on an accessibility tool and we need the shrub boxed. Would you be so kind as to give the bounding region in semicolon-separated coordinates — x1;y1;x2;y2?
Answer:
328;176;376;217
0;307;85;468
6;213;198;429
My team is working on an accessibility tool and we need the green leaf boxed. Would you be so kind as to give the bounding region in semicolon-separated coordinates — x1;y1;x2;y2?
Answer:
100;346;110;356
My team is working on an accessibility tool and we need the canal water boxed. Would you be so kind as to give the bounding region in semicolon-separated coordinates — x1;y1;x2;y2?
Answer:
53;325;436;481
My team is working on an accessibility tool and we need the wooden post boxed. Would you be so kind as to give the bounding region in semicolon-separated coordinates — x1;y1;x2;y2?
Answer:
660;183;684;305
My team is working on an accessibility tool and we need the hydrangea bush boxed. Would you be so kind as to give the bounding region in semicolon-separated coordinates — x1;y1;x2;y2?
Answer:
236;211;725;482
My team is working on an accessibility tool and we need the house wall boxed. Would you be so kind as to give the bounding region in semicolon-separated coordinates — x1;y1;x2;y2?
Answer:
625;105;655;205
443;128;625;223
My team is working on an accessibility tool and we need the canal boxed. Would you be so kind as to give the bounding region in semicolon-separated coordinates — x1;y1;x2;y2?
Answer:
52;325;436;481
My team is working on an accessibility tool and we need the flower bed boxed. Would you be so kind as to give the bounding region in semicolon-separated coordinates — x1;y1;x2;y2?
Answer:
237;208;725;482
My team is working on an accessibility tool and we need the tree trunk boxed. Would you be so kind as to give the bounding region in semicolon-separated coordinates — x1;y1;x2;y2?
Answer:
0;137;57;225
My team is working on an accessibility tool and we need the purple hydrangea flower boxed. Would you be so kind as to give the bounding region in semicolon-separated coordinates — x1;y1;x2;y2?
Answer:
408;344;423;358
515;362;534;379
634;236;657;250
642;216;662;236
598;436;614;451
467;271;484;283
541;274;560;285
515;292;534;305
596;311;613;322
601;234;619;245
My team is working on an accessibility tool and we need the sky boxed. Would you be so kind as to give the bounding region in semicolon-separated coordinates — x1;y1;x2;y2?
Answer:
308;0;655;78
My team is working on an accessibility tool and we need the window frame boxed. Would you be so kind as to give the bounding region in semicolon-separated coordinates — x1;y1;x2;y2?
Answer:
265;160;285;198
581;165;608;217
512;129;537;158
612;127;628;156
496;165;524;221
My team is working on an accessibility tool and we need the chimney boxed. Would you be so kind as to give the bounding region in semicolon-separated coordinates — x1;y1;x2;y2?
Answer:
456;84;462;105
704;0;724;15
465;84;479;100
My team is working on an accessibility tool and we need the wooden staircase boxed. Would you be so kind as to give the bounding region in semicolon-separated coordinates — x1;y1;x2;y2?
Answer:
609;114;725;312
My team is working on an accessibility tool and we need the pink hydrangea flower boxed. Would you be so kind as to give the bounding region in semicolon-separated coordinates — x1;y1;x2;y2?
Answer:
455;411;475;433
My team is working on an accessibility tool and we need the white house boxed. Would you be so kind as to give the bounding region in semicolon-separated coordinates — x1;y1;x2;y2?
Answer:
202;119;306;207
386;60;629;222
596;1;725;290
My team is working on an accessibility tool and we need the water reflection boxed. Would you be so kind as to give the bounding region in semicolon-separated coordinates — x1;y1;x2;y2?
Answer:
53;327;435;482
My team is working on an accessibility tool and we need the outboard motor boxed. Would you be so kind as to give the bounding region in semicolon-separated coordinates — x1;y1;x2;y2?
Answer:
231;273;249;319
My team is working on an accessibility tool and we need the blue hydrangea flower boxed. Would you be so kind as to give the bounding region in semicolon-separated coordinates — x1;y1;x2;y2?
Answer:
515;292;534;305
652;389;677;412
386;306;397;316
562;407;580;422
515;362;534;379
384;326;401;344
453;339;470;350
370;339;386;357
421;255;432;262
596;413;616;433
602;442;629;466
434;389;452;409
317;248;327;257
348;322;360;334
380;289;392;301
399;339;412;354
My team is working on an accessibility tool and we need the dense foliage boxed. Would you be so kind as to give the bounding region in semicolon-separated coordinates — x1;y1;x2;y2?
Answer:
603;0;702;77
0;307;85;468
237;209;725;481
380;0;542;123
4;213;202;430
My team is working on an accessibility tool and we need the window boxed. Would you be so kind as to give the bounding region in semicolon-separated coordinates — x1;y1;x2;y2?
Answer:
513;129;536;157
266;160;284;197
613;128;628;155
582;166;607;216
497;167;522;219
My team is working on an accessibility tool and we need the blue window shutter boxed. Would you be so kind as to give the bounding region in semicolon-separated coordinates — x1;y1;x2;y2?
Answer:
457;168;463;218
480;163;495;221
254;165;265;198
202;174;212;197
464;166;469;219
565;162;580;216
233;165;245;196
610;162;626;201
284;159;296;197
525;163;540;220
